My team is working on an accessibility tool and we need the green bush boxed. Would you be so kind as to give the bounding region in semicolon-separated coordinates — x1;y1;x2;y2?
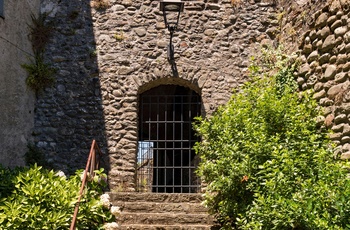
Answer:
0;167;21;199
24;143;52;169
194;50;350;229
0;165;116;229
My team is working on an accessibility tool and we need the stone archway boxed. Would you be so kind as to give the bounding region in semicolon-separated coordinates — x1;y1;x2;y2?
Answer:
137;84;201;193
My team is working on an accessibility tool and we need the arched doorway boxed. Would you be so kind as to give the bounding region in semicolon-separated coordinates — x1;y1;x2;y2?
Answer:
137;85;201;193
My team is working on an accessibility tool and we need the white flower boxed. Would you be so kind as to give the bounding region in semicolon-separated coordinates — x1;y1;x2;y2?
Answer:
100;193;110;201
110;205;121;217
55;170;66;178
103;222;119;230
100;193;111;209
80;170;92;181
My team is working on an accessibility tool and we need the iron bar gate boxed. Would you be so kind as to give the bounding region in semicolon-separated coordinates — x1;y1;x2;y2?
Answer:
137;85;201;193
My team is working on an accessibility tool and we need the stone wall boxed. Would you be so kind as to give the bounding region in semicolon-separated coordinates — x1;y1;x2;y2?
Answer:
296;0;350;160
26;0;350;191
37;0;280;190
5;0;349;191
0;0;40;167
36;0;107;173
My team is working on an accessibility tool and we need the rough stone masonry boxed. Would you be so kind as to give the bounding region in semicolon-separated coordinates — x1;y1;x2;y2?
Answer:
297;0;350;160
36;0;279;190
32;0;350;191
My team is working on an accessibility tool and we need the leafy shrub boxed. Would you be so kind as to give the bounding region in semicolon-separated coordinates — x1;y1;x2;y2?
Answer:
194;49;350;229
0;165;116;229
24;143;52;168
0;166;21;199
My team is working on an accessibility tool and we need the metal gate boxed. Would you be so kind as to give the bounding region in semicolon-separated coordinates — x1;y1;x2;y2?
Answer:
137;85;201;193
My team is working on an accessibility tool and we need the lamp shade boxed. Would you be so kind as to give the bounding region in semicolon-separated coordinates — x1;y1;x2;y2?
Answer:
160;0;184;13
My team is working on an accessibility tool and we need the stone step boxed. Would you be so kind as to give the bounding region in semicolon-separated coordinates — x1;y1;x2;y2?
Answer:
108;192;218;228
119;224;219;230
112;201;208;214
108;192;204;203
118;212;215;226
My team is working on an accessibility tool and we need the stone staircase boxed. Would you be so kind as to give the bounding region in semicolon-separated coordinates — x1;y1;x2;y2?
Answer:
108;192;219;230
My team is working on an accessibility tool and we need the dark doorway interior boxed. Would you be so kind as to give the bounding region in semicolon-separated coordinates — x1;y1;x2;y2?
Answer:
137;85;201;193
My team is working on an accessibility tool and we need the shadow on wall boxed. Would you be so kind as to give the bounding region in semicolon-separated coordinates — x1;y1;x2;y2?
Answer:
0;0;39;167
33;0;109;175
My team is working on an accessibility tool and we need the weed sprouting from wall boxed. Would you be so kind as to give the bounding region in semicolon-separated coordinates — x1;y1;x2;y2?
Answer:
91;0;110;10
114;31;125;42
231;0;242;7
28;13;53;54
22;54;56;94
22;13;56;94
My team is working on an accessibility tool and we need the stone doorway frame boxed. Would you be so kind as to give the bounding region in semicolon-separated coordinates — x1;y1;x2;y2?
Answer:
137;84;201;193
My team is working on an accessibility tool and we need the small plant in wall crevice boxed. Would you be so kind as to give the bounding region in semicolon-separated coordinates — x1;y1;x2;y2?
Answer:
231;0;242;7
114;31;125;42
91;0;110;10
23;13;56;94
28;13;54;53
22;54;56;94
